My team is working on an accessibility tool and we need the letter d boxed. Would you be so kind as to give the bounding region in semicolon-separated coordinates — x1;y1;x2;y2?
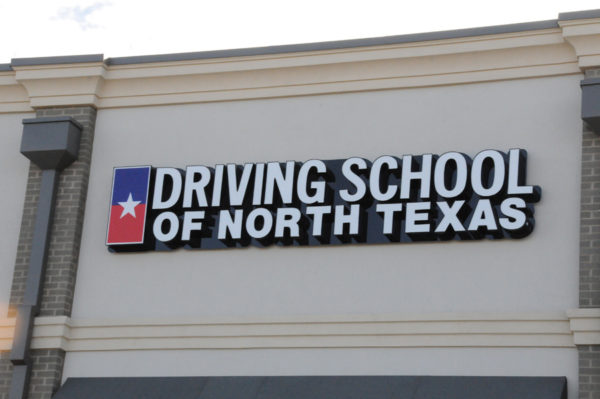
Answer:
152;168;183;209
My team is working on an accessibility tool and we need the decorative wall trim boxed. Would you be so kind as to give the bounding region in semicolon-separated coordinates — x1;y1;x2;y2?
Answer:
0;12;598;113
104;20;560;65
11;63;106;109
1;312;593;353
0;72;31;113
569;308;600;345
97;59;579;109
0;26;586;113
559;16;600;68
0;319;14;351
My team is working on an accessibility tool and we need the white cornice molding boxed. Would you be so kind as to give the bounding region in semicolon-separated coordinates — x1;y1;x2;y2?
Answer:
567;308;600;345
12;62;106;109
0;71;32;113
560;17;600;69
0;28;583;113
104;28;565;79
97;29;579;109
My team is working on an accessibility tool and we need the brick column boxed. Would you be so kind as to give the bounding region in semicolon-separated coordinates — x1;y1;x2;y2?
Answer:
579;68;600;399
0;353;10;399
0;106;96;399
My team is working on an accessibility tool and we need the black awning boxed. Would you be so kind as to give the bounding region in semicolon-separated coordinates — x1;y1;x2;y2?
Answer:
52;376;567;399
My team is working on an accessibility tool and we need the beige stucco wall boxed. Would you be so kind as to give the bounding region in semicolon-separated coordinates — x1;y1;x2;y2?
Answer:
63;348;578;394
0;112;33;317
73;74;582;320
66;72;584;393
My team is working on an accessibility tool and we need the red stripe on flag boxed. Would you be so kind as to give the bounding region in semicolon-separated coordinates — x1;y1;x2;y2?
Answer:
107;204;146;244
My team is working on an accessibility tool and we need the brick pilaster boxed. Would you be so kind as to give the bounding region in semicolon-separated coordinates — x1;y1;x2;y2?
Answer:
580;124;600;308
0;106;96;399
579;345;600;399
26;350;64;399
579;67;600;399
0;353;10;399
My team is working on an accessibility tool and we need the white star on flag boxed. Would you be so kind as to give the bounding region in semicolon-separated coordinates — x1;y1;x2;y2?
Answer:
118;193;141;219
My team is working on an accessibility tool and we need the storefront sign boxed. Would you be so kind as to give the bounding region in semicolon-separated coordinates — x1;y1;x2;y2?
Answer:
106;149;541;251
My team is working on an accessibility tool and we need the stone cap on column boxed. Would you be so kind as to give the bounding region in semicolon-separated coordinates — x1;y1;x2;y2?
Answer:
567;308;600;345
559;9;600;70
560;10;600;133
11;54;105;109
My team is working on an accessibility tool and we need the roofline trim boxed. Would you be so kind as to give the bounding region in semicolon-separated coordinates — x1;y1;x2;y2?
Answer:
3;9;600;68
10;54;104;68
105;19;559;66
559;9;600;21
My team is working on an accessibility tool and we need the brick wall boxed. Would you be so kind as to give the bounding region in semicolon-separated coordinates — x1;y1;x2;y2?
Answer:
36;107;96;317
580;123;600;308
0;106;96;399
9;107;96;317
0;352;10;399
579;345;600;399
26;350;65;399
7;164;40;318
0;350;67;399
580;67;600;399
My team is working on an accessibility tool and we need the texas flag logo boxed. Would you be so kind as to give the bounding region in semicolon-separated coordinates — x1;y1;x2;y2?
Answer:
106;166;151;245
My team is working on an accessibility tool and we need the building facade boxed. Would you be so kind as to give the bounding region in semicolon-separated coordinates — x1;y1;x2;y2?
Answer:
1;9;600;399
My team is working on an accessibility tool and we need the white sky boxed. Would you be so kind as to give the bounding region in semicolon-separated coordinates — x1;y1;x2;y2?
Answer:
1;0;599;64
